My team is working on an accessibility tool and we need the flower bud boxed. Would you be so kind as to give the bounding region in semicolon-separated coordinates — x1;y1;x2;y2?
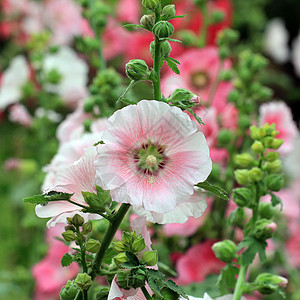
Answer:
169;88;196;103
233;187;253;207
255;273;288;294
238;115;251;130
132;237;146;253
72;214;85;227
218;129;233;145
95;286;110;300
249;167;264;182
264;160;281;173
114;253;129;268
258;202;275;219
227;89;240;103
234;169;250;185
75;273;92;290
211;10;225;24
253;219;276;240
140;14;155;30
153;21;174;38
212;240;237;263
60;280;79;300
141;250;158;266
160;41;172;58
266;174;283;192
251;141;264;154
142;0;160;10
81;221;93;235
250;125;260;140
162;4;176;19
270;138;283;150
113;241;127;253
62;230;77;242
116;270;131;290
83;98;95;113
125;59;149;81
46;68;62;84
86;238;101;253
264;151;279;162
229;208;246;227
263;136;273;148
219;46;230;60
219;69;233;81
65;225;75;232
234;153;254;168
129;269;147;289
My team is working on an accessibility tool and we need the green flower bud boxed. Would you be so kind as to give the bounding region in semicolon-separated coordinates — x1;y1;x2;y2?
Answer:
140;14;155;30
122;232;132;245
227;89;240;103
266;174;283;192
129;269;147;289
142;0;160;10
228;207;246;227
86;238;101;253
270;138;283;150
212;240;237;263
263;136;274;148
114;253;129;268
132;237;146;253
264;160;282;173
219;69;233;81
251;141;264;154
162;4;176;19
255;273;288;294
258;202;275;219
62;230;77;242
218;129;233;145
234;153;254;168
81;221;93;235
46;68;62;84
258;86;273;100
253;219;276;240
141;250;158;266
251;55;268;72
96;286;110;300
169;88;196;103
113;241;127;253
60;280;79;300
83;98;95;113
233;187;253;207
65;225;75;232
125;59;149;81
83;119;92;132
249;167;264;182
160;41;172;58
238;115;251;130
75;273;92;290
72;214;85;227
250;125;260;140
153;21;174;38
259;126;267;138
234;169;250;186
264;151;280;162
219;46;230;60
211;10;225;24
116;270;131;290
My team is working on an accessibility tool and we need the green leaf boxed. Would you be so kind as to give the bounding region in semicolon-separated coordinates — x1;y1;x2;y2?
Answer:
167;57;181;64
185;107;204;125
237;237;267;265
163;38;183;43
102;247;117;265
270;192;283;210
218;264;239;293
121;251;140;269
146;269;164;297
61;253;73;267
23;191;73;204
197;182;229;201
24;194;48;204
166;57;180;74
165;279;188;299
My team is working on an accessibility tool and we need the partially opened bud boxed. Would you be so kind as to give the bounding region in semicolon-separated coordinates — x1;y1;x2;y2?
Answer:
255;273;288;294
253;219;276;240
60;280;79;299
140;14;155;30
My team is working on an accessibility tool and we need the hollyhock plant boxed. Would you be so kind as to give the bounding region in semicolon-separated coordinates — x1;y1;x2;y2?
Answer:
259;101;298;155
161;47;232;113
95;100;212;215
36;147;101;227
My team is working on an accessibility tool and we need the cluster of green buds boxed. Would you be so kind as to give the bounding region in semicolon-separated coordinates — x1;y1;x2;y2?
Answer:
60;280;80;299
217;29;239;60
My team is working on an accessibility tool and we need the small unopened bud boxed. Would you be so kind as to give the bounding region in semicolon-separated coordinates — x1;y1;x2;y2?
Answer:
234;169;250;186
122;232;132;245
162;4;176;19
252;141;264;154
47;68;62;84
264;160;282;173
253;219;276;240
160;41;172;58
227;89;240;103
140;14;155;30
142;0;159;10
141;250;158;266
65;225;75;232
238;115;251;130
255;273;288;294
218;129;233;145
211;10;225;24
153;21;174;38
266;174;283;192
86;238;101;253
258;202;275;219
235;153;254;168
116;270;131;290
249;167;264;182
132;236;146;253
60;280;79;299
125;59;149;81
114;253;129;268
250;125;260;140
72;214;85;227
113;241;127;253
62;230;77;242
75;273;92;290
264;151;279;162
212;240;237;263
83;98;95;113
233;187;253;207
81;221;93;235
270;138;283;150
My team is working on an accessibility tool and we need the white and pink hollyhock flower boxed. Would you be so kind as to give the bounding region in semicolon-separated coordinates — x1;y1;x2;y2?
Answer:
0;55;30;110
8;104;33;127
161;47;232;113
36;147;101;227
292;32;300;77
95;100;212;216
259;101;298;155
43;47;88;106
175;240;225;285
32;224;79;300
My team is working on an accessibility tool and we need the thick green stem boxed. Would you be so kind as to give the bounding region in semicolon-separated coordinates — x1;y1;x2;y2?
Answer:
233;265;248;300
152;11;161;101
141;285;152;300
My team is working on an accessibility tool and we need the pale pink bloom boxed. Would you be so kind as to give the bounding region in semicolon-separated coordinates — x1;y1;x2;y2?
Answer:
259;101;298;155
36;147;101;227
0;55;29;110
9;103;33;127
117;0;140;24
264;19;289;64
95;100;212;215
175;240;225;285
161;47;232;113
4;158;21;170
286;226;300;267
43;0;84;45
4;0;29;14
163;216;202;237
43;46;89;106
32;224;79;300
220;104;238;129
91;117;108;134
292;32;300;77
21;1;44;35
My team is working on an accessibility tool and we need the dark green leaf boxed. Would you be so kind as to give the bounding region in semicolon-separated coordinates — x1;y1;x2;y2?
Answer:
121;251;140;269
218;264;239;293
197;182;229;201
165;280;188;299
166;58;180;74
163;38;183;43
185;107;204;125
61;253;73;267
45;191;74;201
102;247;117;265
146;269;164;297
167;57;181;65
24;194;48;204
94;140;104;146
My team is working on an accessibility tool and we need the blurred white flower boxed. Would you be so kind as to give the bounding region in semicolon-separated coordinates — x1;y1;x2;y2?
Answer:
292;32;300;77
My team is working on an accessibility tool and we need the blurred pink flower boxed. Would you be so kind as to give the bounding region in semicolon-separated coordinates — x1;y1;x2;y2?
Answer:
116;0;140;24
175;240;225;285
163;216;202;237
220;104;238;130
4;158;21;170
9;104;33;127
95;100;212;215
161;47;232;113
286;226;300;267
259;101;298;155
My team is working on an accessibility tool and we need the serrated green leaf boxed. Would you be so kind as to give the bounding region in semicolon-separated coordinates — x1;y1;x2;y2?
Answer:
121;251;140;269
218;264;239;293
197;182;229;201
166;58;180;74
146;269;165;297
24;194;48;204
61;253;73;267
165;280;188;299
45;191;74;201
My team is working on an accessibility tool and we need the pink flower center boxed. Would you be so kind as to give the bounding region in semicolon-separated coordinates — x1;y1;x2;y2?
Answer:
191;71;210;90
